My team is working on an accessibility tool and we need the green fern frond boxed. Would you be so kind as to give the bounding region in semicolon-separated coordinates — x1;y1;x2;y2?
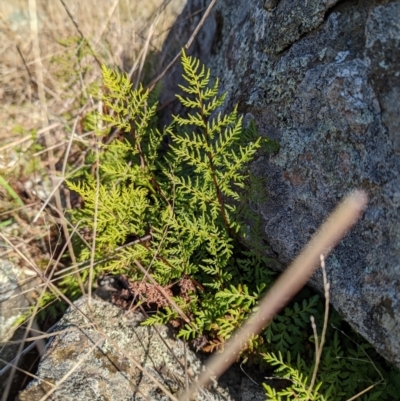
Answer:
262;351;326;401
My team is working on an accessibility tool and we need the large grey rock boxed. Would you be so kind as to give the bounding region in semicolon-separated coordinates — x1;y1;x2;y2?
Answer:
160;0;400;367
18;296;266;401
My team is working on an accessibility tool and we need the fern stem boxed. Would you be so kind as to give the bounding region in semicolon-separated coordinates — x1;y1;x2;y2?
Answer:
130;124;171;207
197;87;231;235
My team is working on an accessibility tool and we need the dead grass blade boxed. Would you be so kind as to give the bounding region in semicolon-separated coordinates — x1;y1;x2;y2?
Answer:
87;105;102;307
309;254;330;394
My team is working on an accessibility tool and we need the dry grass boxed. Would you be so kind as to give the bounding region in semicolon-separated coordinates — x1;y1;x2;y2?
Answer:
0;0;185;398
0;0;184;268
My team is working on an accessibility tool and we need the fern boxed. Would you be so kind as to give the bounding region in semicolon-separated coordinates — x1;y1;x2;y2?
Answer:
263;295;319;355
261;300;400;400
66;50;267;344
263;351;326;401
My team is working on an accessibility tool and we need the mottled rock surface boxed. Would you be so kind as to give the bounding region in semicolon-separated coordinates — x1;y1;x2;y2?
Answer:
18;296;266;401
160;0;400;367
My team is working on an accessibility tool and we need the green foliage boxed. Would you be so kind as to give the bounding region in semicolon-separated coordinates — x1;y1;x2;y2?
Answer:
63;50;400;400
264;295;319;356
66;50;270;344
261;302;400;400
263;351;326;401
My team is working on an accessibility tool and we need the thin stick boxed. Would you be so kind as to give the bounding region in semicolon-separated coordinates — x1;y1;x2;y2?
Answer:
58;105;88;295
135;13;161;88
0;202;40;218
346;383;380;401
183;341;190;401
33;130;93;156
0;123;60;153
309;254;330;393
4;327;89;345
88;104;102;307
32;164;84;223
92;0;120;47
310;315;319;391
319;255;330;357
53;235;152;277
126;0;174;78
181;190;368;400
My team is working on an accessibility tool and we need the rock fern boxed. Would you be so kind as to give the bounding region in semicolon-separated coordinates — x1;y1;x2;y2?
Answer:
66;50;272;340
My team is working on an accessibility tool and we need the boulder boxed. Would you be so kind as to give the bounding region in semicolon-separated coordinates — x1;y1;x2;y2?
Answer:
18;296;266;401
160;0;400;367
